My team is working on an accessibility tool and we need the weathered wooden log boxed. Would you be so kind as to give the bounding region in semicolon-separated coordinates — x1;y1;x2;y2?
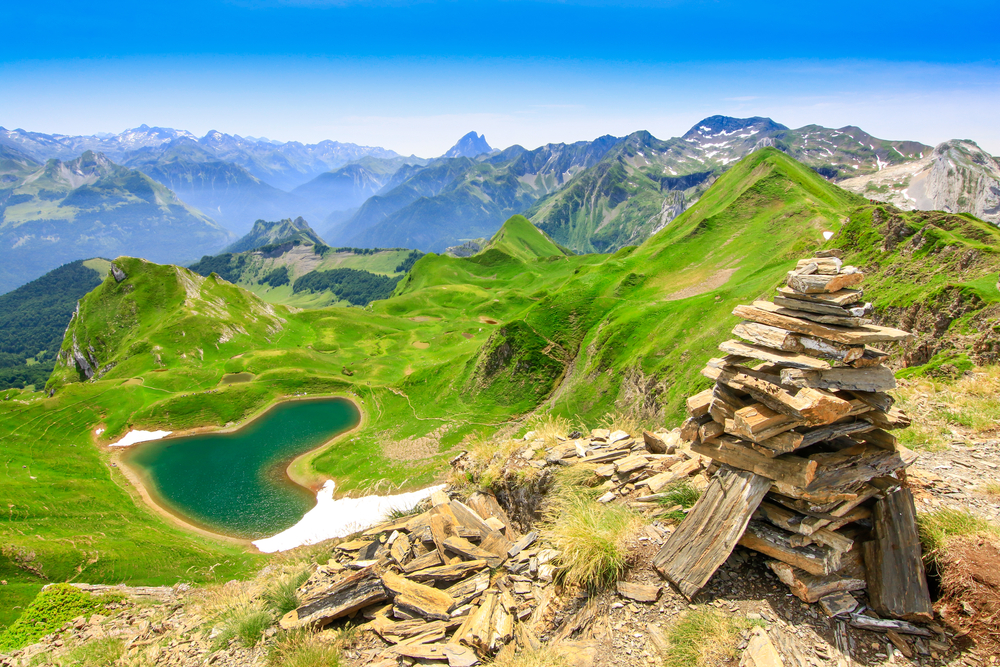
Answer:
765;551;867;603
863;487;933;623
381;570;456;621
733;304;913;345
733;322;865;363
786;271;864;294
776;285;863;306
780;366;897;393
653;465;771;598
280;566;389;629
692;436;818;488
739;520;842;576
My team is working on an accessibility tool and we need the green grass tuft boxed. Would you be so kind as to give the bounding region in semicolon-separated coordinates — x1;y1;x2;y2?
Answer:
917;508;1000;564
0;584;123;652
661;609;760;667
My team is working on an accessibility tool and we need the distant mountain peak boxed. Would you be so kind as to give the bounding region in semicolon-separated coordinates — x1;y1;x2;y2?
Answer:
683;116;788;140
443;132;493;159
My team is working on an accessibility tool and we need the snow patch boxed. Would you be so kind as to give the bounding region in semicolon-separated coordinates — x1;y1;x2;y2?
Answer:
110;430;172;448
823;231;834;240
253;481;446;553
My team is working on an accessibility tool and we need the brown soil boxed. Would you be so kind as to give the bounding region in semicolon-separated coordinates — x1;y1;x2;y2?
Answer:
462;332;473;340
935;535;1000;657
479;317;499;324
411;341;430;349
663;268;738;301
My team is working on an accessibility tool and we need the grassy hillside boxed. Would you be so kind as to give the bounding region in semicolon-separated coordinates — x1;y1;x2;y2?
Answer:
5;148;999;627
189;238;420;309
0;259;108;390
0;151;233;294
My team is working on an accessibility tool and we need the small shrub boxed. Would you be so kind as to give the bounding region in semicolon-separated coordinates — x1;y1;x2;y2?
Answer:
264;569;311;616
544;469;644;589
661;609;759;667
0;584;123;652
917;508;1000;564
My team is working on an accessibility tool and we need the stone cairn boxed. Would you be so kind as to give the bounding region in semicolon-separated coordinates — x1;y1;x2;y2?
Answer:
653;250;935;629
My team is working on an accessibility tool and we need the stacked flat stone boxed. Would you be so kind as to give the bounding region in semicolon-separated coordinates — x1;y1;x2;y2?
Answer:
653;250;934;625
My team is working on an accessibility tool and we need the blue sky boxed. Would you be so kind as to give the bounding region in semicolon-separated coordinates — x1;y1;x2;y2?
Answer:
2;0;999;156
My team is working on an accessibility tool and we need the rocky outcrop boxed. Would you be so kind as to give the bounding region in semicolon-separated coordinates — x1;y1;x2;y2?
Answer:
110;263;127;283
70;334;98;379
841;140;1000;226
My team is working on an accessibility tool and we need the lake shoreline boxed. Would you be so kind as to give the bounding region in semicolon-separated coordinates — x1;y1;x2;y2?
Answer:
107;392;366;551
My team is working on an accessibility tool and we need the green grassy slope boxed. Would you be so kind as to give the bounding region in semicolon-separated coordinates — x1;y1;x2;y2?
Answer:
5;148;999;627
0;260;108;390
482;214;570;262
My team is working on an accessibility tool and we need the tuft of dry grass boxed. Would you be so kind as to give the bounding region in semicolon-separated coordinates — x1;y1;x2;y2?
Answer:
661;609;759;667
267;627;352;667
527;413;578;448
460;430;528;490
490;643;570;667
894;368;1000;451
599;410;643;437
543;468;644;589
980;481;1000;497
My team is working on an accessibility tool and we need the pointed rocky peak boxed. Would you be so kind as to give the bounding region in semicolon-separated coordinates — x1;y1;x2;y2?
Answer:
443;132;493;159
223;217;325;254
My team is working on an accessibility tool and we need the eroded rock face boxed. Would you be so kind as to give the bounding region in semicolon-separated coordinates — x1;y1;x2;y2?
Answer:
71;334;97;379
110;263;127;283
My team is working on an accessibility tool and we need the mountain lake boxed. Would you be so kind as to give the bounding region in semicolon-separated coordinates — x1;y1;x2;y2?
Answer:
123;397;361;539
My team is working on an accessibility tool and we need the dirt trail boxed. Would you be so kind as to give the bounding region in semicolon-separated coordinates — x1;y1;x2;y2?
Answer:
663;268;738;301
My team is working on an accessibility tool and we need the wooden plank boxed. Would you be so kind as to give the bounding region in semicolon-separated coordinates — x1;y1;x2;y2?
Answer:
733;322;865;363
787;271;864;294
762;301;872;328
765;552;867;603
280;566;388;629
739;520;843;576
718;339;832;370
863;487;933;623
733;304;913;345
653;465;771;599
692;436;818;488
780;367;897;393
777;285;863;306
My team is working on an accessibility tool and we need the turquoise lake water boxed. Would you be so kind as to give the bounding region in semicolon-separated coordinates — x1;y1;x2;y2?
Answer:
124;397;360;539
